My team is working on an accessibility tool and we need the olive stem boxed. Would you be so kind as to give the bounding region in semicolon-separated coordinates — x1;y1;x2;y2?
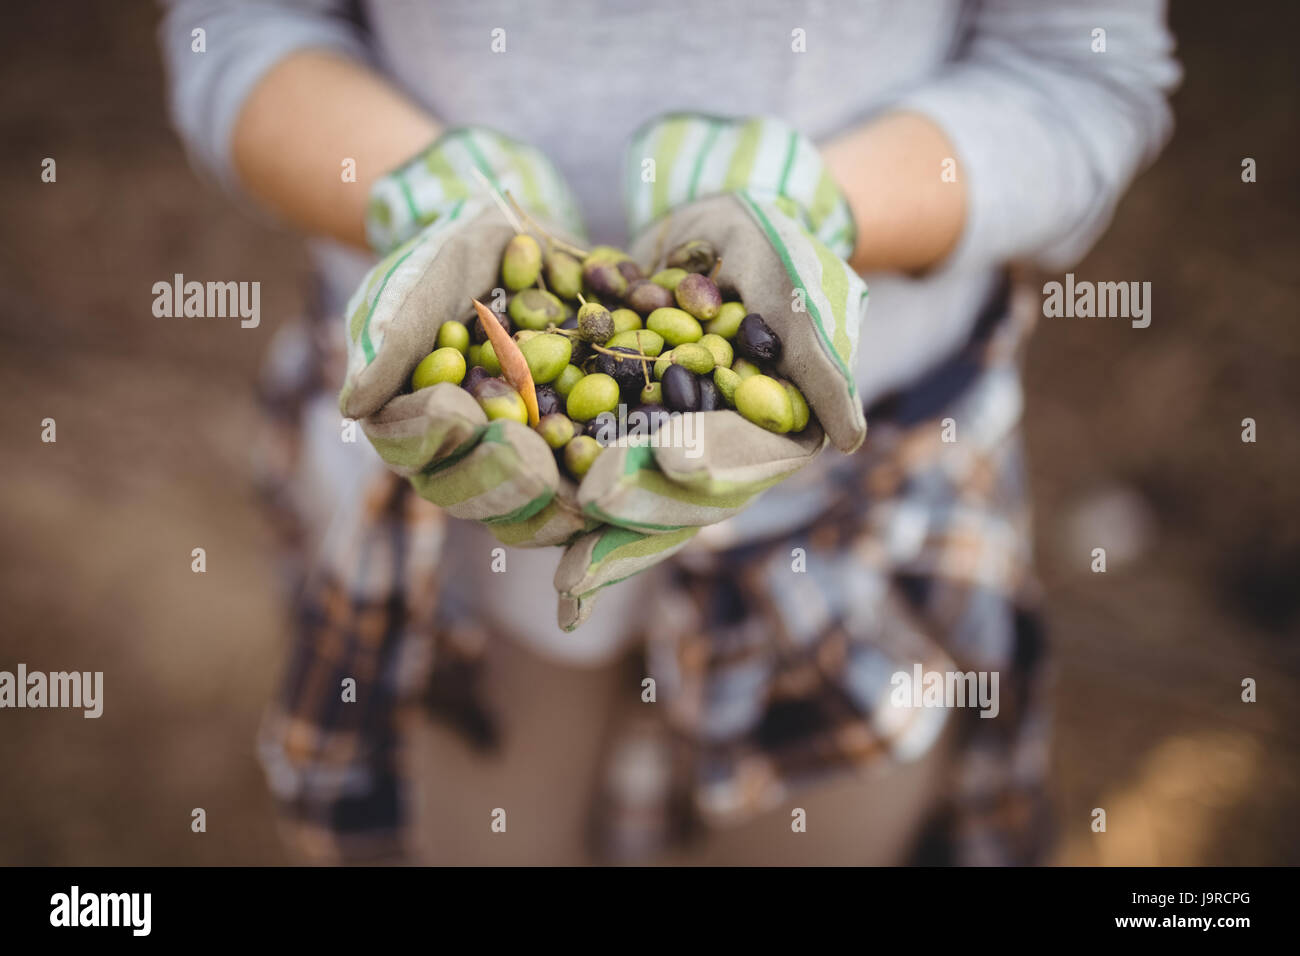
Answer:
709;256;723;281
470;167;526;235
504;190;589;259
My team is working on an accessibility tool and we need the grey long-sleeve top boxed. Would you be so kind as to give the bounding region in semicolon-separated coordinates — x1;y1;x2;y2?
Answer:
159;0;1179;407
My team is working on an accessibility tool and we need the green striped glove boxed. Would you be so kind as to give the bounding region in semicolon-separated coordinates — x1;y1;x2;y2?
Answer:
341;128;593;547
553;114;868;630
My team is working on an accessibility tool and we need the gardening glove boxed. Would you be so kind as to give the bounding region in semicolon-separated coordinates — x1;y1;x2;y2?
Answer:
553;113;869;630
340;127;595;547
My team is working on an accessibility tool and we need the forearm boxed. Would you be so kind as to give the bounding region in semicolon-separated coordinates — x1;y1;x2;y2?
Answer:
822;111;966;275
232;50;441;249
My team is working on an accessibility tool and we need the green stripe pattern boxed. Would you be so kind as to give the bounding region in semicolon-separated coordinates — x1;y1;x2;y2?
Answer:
625;113;857;260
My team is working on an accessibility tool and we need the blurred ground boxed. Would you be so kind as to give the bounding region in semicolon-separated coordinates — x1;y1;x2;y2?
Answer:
1;2;1296;865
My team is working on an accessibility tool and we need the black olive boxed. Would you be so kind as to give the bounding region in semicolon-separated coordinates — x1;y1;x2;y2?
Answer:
534;383;563;418
585;411;619;445
736;313;782;363
596;346;648;393
661;363;701;412
469;311;513;344
697;375;723;411
462;366;492;393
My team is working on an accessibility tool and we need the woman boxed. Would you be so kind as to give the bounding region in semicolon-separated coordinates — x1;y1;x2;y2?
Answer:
160;0;1179;864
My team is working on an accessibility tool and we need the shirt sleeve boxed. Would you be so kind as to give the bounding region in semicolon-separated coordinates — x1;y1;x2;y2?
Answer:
893;0;1182;271
157;0;372;195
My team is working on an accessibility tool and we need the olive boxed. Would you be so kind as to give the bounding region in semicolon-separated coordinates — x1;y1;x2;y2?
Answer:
735;374;794;433
698;333;733;369
713;366;742;407
666;239;717;274
582;246;630;299
617;260;644;283
624;279;674;316
639;382;663;405
546;250;583;300
630;403;670;435
650;268;689;291
674;273;722;321
705;301;748;339
669;342;715;375
610;308;643;334
697;375;723;411
596;346;648;393
462;365;493;393
730;357;761;381
661;364;701;412
502;234;542;291
646;307;703;347
536;413;576;449
735;313;782;363
559;314;579;331
566;372;621;421
535;383;563;418
509;288;566;331
411;347;467;389
783;381;810;431
606;328;664;357
519;332;572;384
563;435;603;478
577;302;615;343
478;341;502;375
585;411;619;445
553;364;585;397
436;320;471;355
475;378;529;424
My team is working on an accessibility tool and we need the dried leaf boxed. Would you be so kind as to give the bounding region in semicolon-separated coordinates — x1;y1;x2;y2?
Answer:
472;298;539;426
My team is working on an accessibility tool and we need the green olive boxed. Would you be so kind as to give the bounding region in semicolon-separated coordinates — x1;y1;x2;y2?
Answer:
475;378;529;424
565;372;621;421
467;344;482;369
713;366;742;407
650;268;688;291
705;301;747;339
436;320;471;355
536;413;576;449
501;234;542;291
545;250;583;300
577;301;615;343
478;341;502;376
553;364;585;397
606;328;664;357
669;342;715;375
639;382;663;405
698;333;733;369
519;333;573;384
611;308;643;334
411;347;467;389
734;374;794;434
783;380;810;431
646;307;703;347
730;357;761;381
509;288;566;331
563;435;603;478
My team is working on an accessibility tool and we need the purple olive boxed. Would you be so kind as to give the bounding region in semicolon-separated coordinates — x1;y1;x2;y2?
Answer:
624;279;675;316
462;366;493;393
535;383;563;418
697;375;723;411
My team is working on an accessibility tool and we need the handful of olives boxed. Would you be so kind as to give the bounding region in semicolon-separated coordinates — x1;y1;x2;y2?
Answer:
407;236;813;481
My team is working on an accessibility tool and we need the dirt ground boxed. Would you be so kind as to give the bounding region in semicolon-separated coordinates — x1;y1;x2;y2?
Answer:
1;3;1296;865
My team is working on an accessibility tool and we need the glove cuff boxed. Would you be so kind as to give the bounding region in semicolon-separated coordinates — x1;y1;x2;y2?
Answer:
367;126;584;254
624;113;857;260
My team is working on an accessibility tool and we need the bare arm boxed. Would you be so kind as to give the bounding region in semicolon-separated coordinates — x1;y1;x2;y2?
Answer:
821;112;966;276
231;50;441;249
